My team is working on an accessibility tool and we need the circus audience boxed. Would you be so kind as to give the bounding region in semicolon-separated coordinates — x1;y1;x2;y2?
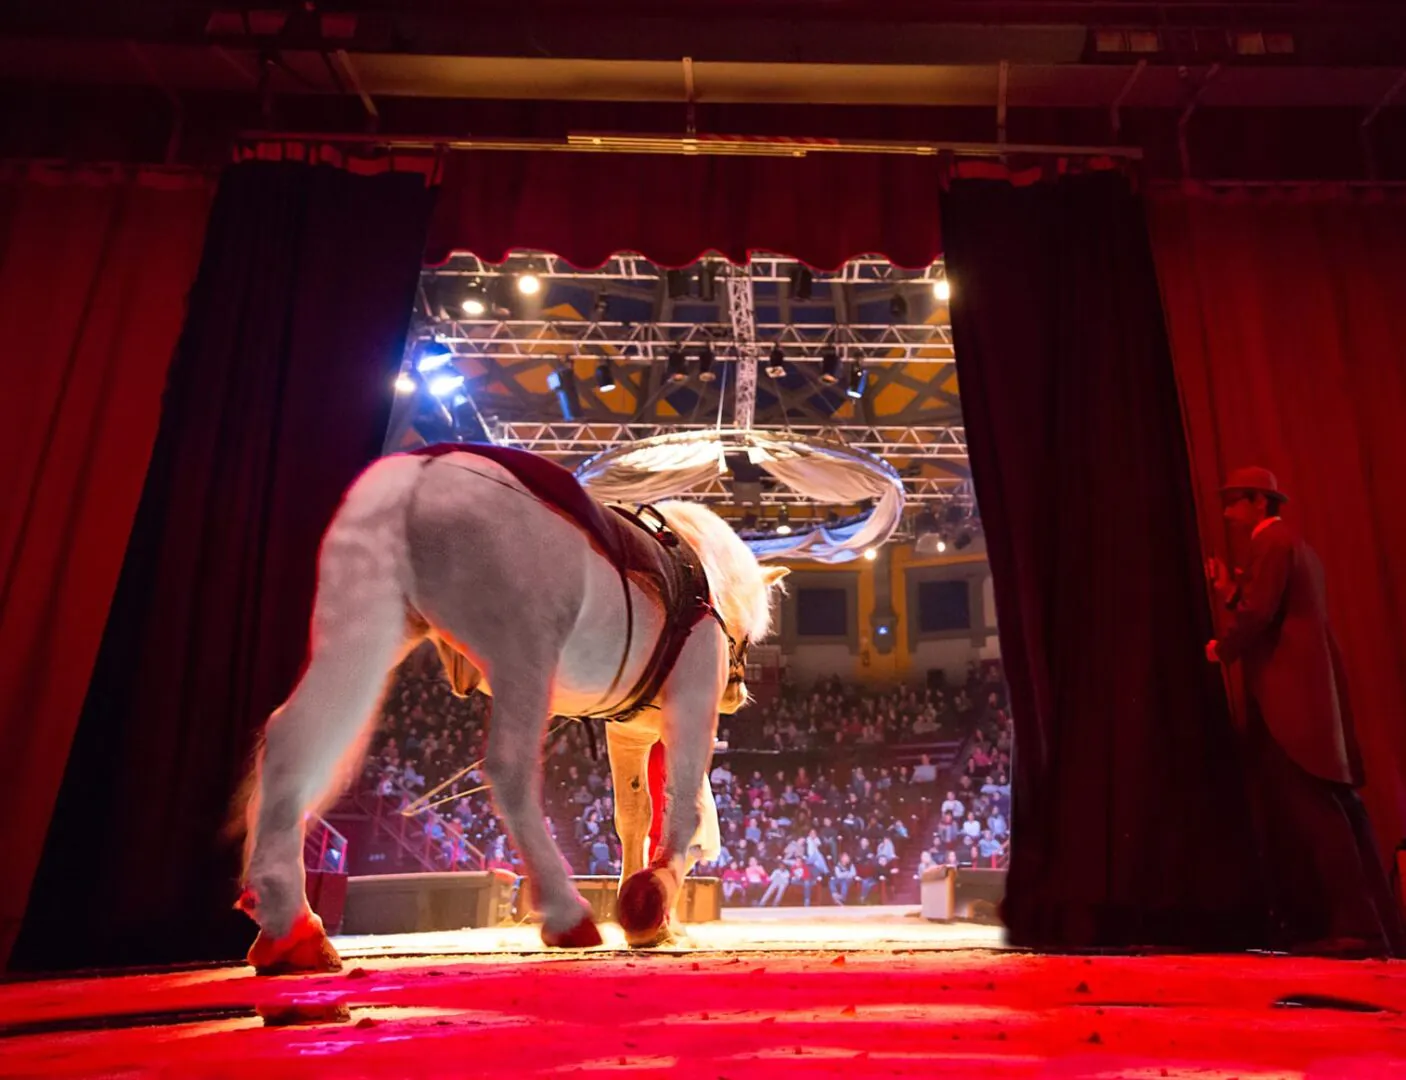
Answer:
357;644;1011;904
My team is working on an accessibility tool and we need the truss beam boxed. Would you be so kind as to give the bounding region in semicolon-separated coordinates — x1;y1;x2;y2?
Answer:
430;253;947;287
433;319;954;362
495;422;967;459
726;268;758;430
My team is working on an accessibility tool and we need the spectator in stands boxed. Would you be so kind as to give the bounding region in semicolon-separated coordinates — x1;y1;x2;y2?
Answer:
760;863;791;906
830;852;858;904
988;808;1008;839
941;791;964;818
978;828;1003;864
911;754;938;784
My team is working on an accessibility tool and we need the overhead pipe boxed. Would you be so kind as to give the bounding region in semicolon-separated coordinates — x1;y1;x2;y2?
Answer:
233;129;1144;161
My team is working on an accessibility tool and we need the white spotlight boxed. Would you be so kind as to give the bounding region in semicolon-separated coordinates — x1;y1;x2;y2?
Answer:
394;373;416;395
932;277;952;302
427;373;466;398
863;547;878;561
937;539;947;554
518;273;542;296
462;295;487;316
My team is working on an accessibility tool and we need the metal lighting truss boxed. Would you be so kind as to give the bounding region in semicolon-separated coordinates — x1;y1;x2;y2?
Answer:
430;253;949;288
431;318;954;365
493;421;970;506
725;265;758;430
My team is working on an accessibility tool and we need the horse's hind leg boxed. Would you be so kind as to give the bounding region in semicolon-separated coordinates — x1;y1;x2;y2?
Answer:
483;663;601;948
241;588;412;974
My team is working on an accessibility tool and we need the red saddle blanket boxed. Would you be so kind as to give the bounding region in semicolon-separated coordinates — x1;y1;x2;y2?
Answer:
410;442;671;581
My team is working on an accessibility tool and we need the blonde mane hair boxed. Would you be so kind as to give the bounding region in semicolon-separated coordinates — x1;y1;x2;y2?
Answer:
655;499;777;643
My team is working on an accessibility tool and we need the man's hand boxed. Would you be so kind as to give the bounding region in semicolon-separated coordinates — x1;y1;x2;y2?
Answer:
1205;640;1221;664
1206;556;1236;605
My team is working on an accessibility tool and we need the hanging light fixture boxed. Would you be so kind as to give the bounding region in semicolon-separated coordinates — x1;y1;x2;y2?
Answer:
775;506;793;535
819;347;841;384
765;345;788;378
666;346;688;382
696;345;717;382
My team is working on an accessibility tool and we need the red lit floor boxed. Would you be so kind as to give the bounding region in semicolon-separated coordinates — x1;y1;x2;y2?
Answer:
2;926;1404;1078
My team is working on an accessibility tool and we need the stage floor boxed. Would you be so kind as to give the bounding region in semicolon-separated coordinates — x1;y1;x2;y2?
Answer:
3;909;1405;1078
334;904;1008;957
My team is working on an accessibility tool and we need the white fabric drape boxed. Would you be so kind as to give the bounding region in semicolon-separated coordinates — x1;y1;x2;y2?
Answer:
573;430;904;563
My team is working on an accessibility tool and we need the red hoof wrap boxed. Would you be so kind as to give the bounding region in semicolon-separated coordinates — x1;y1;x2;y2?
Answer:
541;914;604;949
618;869;671;941
247;912;343;976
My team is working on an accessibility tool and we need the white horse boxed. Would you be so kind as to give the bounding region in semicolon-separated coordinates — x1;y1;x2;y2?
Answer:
237;448;785;973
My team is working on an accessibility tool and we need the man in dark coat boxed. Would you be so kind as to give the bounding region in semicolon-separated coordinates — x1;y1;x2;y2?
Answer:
1207;466;1404;957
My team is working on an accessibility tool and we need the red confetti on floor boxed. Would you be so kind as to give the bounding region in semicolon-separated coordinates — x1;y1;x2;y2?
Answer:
1;949;1404;1077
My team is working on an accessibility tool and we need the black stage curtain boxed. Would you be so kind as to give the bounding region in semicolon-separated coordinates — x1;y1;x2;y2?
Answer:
940;173;1264;950
13;162;434;971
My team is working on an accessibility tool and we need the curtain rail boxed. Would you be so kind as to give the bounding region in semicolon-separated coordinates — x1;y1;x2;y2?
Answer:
233;130;1145;161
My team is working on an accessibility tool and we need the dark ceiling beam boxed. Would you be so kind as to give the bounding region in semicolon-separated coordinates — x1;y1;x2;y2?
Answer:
4;4;1406;68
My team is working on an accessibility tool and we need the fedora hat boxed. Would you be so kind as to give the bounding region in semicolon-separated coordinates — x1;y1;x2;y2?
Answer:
1220;466;1288;501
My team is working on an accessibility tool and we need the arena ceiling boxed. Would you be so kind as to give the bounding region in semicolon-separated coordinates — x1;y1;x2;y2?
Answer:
398;252;974;525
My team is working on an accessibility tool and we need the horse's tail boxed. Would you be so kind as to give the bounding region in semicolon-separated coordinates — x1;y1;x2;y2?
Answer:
227;451;427;850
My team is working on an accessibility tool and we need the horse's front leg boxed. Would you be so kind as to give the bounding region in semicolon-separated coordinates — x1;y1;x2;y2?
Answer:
617;631;722;946
605;722;655;886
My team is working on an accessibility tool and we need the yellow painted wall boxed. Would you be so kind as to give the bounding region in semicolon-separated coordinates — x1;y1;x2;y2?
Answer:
779;543;991;683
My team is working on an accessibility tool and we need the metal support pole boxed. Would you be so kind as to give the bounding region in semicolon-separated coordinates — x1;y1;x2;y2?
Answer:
726;268;758;430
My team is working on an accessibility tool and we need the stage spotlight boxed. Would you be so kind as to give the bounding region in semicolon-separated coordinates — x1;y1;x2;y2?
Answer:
546;366;578;420
937;539;948;553
696;346;717;382
394;373;416;395
765;345;788;378
847;364;869;400
416;340;455;374
741;509;759;530
775;506;792;535
819;347;841;384
666;346;688;382
788;265;813;301
596;359;617;392
890;293;909;321
699;261;720;302
666;269;693;299
427;372;466;398
932;277;952;302
517;272;542;296
461;287;488;317
863;547;878;561
591;292;610;320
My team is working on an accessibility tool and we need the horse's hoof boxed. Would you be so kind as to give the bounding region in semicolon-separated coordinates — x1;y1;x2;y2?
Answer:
541;913;603;949
618;869;673;941
248;913;343;975
624;920;678;949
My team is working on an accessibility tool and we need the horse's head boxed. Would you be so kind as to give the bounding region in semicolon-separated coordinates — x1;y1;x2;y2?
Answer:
653;501;788;713
718;564;788;714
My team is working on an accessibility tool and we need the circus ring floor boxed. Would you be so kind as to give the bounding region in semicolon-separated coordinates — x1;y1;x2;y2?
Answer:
3;907;1405;1079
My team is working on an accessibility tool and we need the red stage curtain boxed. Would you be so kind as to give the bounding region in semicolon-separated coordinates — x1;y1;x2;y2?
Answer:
425;150;945;269
11;162;435;971
1148;187;1406;861
940;173;1263;950
0;164;212;969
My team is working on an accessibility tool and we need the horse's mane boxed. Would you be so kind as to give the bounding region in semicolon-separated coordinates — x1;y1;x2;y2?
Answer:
655;499;776;644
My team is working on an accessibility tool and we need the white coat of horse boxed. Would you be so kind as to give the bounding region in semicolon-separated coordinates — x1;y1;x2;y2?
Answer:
237;448;785;972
